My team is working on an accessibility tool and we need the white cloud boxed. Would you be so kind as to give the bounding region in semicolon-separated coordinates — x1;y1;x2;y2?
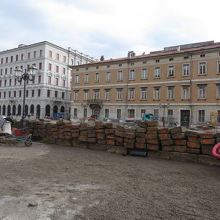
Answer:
1;0;220;58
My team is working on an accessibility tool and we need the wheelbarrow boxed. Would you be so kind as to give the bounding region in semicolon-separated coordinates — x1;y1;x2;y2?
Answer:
0;118;32;147
3;127;32;147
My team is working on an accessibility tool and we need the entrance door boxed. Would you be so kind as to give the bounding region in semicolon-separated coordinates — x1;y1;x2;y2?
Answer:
180;110;190;127
92;107;100;119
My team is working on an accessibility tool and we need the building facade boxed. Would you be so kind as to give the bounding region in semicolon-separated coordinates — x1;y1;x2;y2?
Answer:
0;41;95;119
71;41;220;126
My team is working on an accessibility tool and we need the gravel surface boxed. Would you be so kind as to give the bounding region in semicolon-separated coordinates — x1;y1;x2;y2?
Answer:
0;142;219;220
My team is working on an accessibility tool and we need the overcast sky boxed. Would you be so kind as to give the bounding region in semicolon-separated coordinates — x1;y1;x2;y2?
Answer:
0;0;219;59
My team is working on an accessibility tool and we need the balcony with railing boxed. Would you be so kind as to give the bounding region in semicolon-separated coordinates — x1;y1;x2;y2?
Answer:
87;99;103;105
87;99;103;110
9;97;17;104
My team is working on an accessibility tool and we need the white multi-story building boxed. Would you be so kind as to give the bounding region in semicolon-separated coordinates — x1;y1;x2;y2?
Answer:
0;41;95;119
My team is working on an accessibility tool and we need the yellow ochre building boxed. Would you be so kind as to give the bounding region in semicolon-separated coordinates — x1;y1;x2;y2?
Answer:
71;41;220;126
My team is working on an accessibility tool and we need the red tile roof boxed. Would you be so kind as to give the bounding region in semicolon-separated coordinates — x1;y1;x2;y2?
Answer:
71;42;220;68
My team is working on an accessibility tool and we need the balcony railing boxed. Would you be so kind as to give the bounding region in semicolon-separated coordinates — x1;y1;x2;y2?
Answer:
9;97;17;104
87;99;103;105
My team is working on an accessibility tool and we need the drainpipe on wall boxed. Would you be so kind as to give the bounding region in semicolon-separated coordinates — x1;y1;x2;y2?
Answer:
124;56;130;122
189;53;193;125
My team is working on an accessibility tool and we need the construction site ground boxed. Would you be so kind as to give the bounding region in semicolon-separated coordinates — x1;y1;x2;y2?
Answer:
0;142;219;220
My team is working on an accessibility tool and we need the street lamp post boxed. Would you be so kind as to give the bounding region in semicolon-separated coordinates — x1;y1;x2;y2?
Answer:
159;103;170;127
14;66;37;127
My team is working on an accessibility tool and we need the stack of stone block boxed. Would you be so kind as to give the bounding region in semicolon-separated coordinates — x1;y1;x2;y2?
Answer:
170;127;187;153
57;121;73;140
44;123;58;144
29;120;46;138
146;125;159;151
124;127;136;149
78;123;88;143
200;133;216;156
158;128;171;151
135;127;146;150
95;122;106;145
158;128;173;152
87;125;97;144
13;120;220;160
145;121;159;151
115;125;125;146
104;123;115;146
186;131;201;154
71;124;80;138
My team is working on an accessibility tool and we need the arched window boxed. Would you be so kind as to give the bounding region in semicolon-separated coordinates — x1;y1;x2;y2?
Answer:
45;105;50;117
7;105;11;116
30;105;34;115
25;105;28;116
60;106;65;113
18;105;22;116
2;105;6;115
36;105;40;119
12;105;16;115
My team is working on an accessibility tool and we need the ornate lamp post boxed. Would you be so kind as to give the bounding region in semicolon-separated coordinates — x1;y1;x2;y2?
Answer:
14;66;37;126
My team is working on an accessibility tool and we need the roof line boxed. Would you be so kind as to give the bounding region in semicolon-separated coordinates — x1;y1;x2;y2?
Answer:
0;41;95;61
70;42;220;68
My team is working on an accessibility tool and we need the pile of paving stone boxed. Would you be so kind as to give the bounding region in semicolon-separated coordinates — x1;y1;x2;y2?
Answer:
12;120;219;157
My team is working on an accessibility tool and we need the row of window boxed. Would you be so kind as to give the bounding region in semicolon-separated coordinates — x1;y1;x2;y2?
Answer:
75;53;211;71
47;76;66;87
0;75;41;87
0;50;44;65
0;49;82;68
0;63;42;75
0;75;66;87
0;89;65;99
0;104;41;117
46;90;65;99
73;107;206;123
47;63;66;74
74;61;220;84
48;50;84;65
73;84;220;101
48;50;67;63
0;63;67;76
0;104;65;118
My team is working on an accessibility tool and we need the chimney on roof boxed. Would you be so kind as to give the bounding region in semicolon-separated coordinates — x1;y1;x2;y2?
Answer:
128;51;135;58
18;44;25;48
100;55;104;61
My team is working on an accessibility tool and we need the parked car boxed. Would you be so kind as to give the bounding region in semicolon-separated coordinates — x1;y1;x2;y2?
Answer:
87;115;96;121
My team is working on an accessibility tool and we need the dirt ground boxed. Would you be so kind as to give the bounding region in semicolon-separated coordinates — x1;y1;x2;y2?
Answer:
0;142;219;220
